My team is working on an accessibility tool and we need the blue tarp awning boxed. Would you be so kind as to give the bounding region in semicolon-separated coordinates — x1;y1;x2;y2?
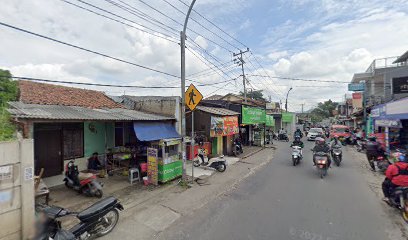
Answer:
133;122;180;141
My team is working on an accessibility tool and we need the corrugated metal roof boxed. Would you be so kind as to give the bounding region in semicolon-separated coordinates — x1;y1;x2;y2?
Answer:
7;102;174;121
195;106;239;116
124;95;180;101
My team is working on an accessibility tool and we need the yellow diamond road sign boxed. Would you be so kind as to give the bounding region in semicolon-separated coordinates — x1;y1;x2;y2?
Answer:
185;83;203;111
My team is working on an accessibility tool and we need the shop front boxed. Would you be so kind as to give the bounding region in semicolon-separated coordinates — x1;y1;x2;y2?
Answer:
282;112;296;136
265;115;275;144
241;106;266;146
210;115;239;155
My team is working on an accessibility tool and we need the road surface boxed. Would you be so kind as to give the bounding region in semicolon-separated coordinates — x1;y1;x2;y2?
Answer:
157;140;404;240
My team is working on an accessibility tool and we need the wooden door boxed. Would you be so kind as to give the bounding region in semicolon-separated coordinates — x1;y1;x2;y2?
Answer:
34;129;62;177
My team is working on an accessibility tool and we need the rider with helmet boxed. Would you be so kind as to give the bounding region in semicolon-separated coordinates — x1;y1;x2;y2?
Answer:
366;136;384;171
291;136;304;157
294;127;303;139
312;137;331;167
330;135;342;158
382;154;408;203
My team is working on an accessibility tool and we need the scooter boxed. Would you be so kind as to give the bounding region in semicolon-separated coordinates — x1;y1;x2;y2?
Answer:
279;133;289;142
331;146;342;166
386;186;408;223
233;141;244;156
356;139;366;152
314;151;329;179
64;161;104;198
193;150;226;172
35;196;123;239
375;154;391;174
291;146;302;166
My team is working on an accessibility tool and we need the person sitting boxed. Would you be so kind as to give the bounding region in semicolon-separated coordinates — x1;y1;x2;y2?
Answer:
291;136;304;156
312;137;331;167
294;128;303;139
330;135;342;149
87;152;102;171
382;155;408;203
366;136;384;171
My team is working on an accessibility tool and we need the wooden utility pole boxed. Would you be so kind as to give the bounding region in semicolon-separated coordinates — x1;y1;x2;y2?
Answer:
233;48;250;103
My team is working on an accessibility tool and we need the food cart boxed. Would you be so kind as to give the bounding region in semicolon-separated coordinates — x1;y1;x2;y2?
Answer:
151;138;182;183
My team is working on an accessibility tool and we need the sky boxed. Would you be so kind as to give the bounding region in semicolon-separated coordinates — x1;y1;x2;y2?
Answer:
0;0;407;112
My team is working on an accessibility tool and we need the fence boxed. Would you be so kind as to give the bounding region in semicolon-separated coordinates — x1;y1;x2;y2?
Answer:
0;139;35;240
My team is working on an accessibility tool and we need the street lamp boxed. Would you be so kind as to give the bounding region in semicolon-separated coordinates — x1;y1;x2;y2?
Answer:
180;0;197;180
285;87;293;112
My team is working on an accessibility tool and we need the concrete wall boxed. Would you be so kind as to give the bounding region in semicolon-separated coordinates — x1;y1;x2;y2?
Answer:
84;121;114;157
0;140;35;240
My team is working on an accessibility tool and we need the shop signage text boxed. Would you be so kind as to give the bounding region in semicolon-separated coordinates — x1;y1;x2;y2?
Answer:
392;77;408;94
147;148;158;185
242;106;266;124
265;115;275;127
375;119;402;128
282;112;294;123
348;83;365;91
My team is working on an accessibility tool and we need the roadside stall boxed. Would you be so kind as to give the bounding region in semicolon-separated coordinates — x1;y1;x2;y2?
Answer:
241;106;266;146
265;115;275;144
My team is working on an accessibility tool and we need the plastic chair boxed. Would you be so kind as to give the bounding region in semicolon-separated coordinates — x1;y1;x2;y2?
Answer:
128;168;140;185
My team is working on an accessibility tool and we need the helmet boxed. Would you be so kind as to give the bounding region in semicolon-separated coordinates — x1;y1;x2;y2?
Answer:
316;137;325;145
398;155;407;162
295;136;300;141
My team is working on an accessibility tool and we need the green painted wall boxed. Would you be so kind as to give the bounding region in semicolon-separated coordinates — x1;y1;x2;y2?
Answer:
84;122;114;157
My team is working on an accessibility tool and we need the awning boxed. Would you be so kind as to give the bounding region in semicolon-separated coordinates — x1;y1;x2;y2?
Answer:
133;122;180;141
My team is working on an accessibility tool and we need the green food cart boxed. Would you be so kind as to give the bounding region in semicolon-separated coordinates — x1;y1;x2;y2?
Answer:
157;138;182;183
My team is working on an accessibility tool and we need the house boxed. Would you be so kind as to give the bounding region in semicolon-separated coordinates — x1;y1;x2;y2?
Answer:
8;81;180;186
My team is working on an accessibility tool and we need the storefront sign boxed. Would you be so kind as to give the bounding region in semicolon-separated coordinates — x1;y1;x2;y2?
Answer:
392;77;408;94
147;148;158;185
265;115;275;126
348;83;365;91
210;116;239;137
266;102;276;110
386;97;408;115
375;119;402;128
352;92;363;109
242;106;266;124
282;112;294;123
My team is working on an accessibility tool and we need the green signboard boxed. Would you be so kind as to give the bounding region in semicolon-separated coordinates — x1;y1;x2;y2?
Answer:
282;112;294;123
242;106;266;124
265;115;275;126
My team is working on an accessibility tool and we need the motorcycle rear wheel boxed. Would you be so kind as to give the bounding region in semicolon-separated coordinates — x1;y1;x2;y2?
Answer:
94;208;120;237
217;163;226;172
193;159;201;167
95;189;103;198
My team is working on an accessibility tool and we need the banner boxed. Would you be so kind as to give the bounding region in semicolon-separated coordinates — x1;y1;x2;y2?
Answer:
266;102;276;110
282;112;294;123
352;92;363;109
265;115;275;126
242;106;266;124
392;77;408;94
147;148;158;185
210;116;239;137
348;83;365;91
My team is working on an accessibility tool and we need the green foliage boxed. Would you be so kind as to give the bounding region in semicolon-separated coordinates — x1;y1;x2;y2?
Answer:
310;99;338;123
239;90;265;101
0;69;18;141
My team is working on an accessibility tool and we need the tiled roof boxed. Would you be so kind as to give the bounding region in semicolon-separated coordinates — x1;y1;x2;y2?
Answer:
8;102;174;121
195;106;240;116
18;80;123;109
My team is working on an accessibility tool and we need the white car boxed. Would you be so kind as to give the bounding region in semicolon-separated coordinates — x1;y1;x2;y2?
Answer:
307;128;324;141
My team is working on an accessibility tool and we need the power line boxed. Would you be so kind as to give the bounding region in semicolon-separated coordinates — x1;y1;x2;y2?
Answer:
247;74;349;83
0;21;183;79
61;0;179;43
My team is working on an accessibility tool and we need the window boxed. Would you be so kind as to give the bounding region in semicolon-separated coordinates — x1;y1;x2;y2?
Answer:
62;123;84;160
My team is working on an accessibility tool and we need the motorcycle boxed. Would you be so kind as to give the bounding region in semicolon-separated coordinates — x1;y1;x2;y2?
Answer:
35;196;123;240
373;154;390;174
356;139;366;152
386;186;408;223
331;146;342;166
233;141;244;156
193;149;226;172
314;151;329;179
279;133;289;142
291;146;302;166
64;161;103;198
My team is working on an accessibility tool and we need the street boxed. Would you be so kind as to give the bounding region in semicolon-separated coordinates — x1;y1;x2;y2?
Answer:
157;141;405;240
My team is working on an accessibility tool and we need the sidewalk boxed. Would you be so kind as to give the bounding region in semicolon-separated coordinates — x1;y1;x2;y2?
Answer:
102;146;274;240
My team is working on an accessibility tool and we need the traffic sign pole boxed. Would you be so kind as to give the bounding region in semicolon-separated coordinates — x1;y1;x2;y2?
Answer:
191;110;194;183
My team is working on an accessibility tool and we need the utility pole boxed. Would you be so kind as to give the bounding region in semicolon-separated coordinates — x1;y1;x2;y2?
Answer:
301;103;304;113
180;0;196;180
233;48;250;103
285;87;293;112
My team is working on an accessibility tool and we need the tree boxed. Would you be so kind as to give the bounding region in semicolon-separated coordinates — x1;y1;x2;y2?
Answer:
310;99;338;123
0;69;18;141
239;90;265;101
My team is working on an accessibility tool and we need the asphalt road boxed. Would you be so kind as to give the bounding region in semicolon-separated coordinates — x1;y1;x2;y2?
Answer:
157;140;403;240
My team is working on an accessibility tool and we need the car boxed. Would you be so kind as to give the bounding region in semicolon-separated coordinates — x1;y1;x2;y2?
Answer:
307;128;324;141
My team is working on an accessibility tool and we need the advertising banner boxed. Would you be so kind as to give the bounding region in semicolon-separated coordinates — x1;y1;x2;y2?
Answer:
266;102;276;110
265;115;275;126
147;148;158;185
348;83;365;91
282;112;294;123
352;92;363;109
392;77;408;94
242;106;266;124
210;116;239;137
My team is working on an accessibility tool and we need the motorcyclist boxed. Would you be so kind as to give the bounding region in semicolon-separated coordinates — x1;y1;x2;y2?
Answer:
291;136;304;157
366;136;384;171
312;137;331;167
279;128;287;140
382;155;408;203
294;128;303;139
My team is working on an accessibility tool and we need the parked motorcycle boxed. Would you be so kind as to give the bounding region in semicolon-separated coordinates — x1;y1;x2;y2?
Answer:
374;154;390;174
233;140;244;156
193;150;227;172
279;133;289;142
331;146;342;166
291;146;302;166
314;151;329;179
386;186;408;223
64;161;103;198
35;196;123;240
